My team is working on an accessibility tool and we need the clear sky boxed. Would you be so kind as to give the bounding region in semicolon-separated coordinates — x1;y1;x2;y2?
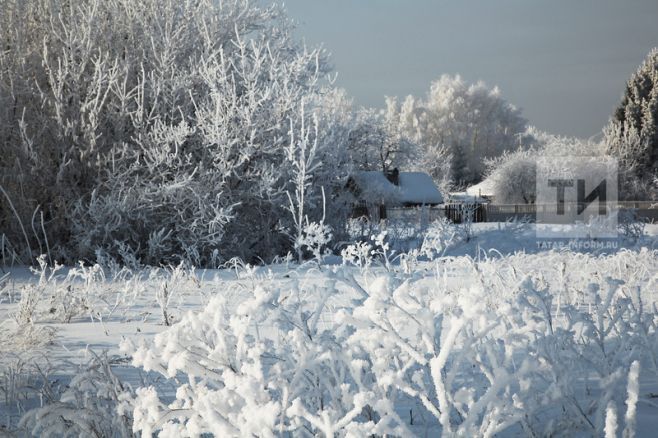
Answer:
282;0;658;139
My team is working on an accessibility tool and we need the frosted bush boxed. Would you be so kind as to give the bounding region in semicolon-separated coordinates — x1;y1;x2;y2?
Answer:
6;248;655;435
339;268;653;436
341;241;374;271
340;231;396;272
370;231;394;270
19;353;134;437
337;275;544;436
0;0;359;266
121;276;408;436
420;217;463;260
153;262;195;327
13;285;42;326
13;256;64;325
296;221;333;263
0;324;56;357
0;353;60;429
7;257;112;325
47;285;90;324
119;249;658;436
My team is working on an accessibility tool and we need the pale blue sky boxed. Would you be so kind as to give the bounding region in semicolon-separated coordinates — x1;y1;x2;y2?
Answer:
282;0;658;138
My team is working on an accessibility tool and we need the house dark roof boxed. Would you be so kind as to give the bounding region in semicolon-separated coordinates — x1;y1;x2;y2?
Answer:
348;171;444;205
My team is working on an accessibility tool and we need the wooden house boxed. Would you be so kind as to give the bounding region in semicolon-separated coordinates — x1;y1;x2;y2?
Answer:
346;169;444;220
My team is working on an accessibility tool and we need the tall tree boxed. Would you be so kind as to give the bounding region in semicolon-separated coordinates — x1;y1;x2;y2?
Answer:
604;48;658;196
343;99;416;174
391;75;530;188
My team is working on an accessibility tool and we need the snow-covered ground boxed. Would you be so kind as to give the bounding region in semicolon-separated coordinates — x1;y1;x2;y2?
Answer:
1;223;658;436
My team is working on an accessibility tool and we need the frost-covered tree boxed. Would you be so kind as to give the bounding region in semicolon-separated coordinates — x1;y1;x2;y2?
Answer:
392;75;530;188
344;103;415;173
0;0;352;265
391;95;453;190
378;97;417;172
604;48;658;198
345;109;385;171
485;134;606;204
486;149;537;204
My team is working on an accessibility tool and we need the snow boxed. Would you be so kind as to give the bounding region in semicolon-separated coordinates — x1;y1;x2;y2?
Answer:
466;177;495;198
350;171;395;204
2;224;658;435
397;172;444;205
446;192;488;204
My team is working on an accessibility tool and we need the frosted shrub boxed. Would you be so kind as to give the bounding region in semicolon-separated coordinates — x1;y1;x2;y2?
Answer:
420;217;463;260
370;231;394;270
296;221;334;263
337;275;544;436
13;285;42;326
0;324;56;358
0;353;60;428
13;256;63;325
154;263;197;327
79;249;658;436
341;241;374;271
47;285;89;324
6;257;110;326
121;277;407;436
340;231;396;272
516;277;647;435
47;262;108;324
339;269;651;436
19;353;133;437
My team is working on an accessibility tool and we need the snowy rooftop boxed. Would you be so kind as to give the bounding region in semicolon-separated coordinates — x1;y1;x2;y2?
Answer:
348;171;443;205
466;177;495;198
447;192;489;204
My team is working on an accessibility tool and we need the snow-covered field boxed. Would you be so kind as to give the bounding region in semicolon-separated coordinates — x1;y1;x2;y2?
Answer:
2;223;658;436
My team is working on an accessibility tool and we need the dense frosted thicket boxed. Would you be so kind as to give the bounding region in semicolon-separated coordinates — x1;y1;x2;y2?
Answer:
121;249;657;436
0;0;356;266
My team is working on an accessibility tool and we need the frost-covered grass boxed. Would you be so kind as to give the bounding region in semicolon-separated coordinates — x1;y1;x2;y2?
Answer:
2;225;658;436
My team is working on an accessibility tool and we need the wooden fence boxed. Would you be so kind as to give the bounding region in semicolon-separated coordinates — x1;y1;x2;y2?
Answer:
444;201;658;223
358;201;658;229
443;203;488;223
